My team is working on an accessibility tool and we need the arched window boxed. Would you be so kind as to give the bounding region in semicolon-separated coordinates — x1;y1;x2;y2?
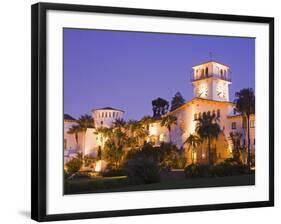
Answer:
198;112;201;119
205;67;208;76
102;112;104;118
105;112;107;118
201;69;205;78
220;69;223;78
224;70;227;79
113;112;115;117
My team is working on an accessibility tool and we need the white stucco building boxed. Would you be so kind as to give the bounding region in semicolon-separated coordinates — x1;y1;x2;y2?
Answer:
148;61;255;164
64;107;125;162
64;60;255;165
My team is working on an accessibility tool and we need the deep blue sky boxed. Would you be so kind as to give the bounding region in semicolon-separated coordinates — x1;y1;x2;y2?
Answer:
64;28;255;120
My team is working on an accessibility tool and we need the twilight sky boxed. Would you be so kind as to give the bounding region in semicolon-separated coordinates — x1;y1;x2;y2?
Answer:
64;28;255;120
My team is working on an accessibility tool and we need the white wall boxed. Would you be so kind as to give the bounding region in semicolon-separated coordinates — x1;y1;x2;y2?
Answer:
0;0;280;223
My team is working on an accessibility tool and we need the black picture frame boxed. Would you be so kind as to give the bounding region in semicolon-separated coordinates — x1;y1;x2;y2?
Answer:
31;2;274;222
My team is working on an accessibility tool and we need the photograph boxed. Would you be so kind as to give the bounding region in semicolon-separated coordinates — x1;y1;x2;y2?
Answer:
63;28;256;195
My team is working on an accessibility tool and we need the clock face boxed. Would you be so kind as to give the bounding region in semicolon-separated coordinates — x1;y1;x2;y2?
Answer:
217;86;226;98
197;86;208;97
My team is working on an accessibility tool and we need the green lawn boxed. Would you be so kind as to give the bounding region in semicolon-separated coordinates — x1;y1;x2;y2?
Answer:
64;173;255;195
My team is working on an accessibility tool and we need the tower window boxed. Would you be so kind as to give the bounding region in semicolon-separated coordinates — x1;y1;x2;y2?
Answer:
109;112;111;117
102;112;104;118
220;69;223;78
105;112;107;117
198;112;201;119
205;67;208;76
201;69;205;78
231;122;237;129
113;112;115;117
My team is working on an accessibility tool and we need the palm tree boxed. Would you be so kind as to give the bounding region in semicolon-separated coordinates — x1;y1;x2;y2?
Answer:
76;114;94;154
234;88;255;166
229;131;243;162
195;112;221;165
160;115;177;143
112;118;126;128
140;116;155;131
67;125;81;147
183;134;202;164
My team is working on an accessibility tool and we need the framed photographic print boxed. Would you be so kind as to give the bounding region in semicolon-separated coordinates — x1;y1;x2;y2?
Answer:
31;2;274;222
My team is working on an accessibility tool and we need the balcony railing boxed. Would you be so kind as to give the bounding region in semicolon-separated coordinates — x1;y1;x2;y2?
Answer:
190;73;232;82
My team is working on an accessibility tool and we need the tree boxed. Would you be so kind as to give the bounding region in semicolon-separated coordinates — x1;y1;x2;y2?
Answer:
195;112;221;165
95;121;128;167
229;131;243;162
170;92;185;111
160;115;177;143
152;97;169;118
234;88;255;166
112;118;126;128
67;125;81;145
67;114;94;153
126;119;149;147
183;134;202;164
140;116;155;131
103;140;124;169
65;152;83;174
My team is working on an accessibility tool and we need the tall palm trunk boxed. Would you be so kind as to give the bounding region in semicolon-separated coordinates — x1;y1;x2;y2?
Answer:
81;131;86;169
247;115;251;167
168;127;171;144
208;136;211;165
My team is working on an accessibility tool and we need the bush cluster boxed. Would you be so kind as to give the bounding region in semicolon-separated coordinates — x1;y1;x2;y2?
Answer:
123;143;160;184
184;160;251;178
123;157;160;184
65;158;82;174
102;169;125;177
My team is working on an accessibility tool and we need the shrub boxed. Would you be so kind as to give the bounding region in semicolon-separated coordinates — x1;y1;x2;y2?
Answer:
184;164;212;178
102;169;125;177
172;152;187;169
70;171;91;179
64;170;71;179
157;143;185;169
126;143;158;161
123;157;160;184
65;158;82;174
210;162;250;176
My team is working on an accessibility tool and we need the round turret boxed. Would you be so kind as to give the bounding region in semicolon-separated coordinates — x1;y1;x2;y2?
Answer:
92;107;124;128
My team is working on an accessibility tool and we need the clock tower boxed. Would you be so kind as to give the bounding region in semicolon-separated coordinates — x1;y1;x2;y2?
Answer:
191;61;231;101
